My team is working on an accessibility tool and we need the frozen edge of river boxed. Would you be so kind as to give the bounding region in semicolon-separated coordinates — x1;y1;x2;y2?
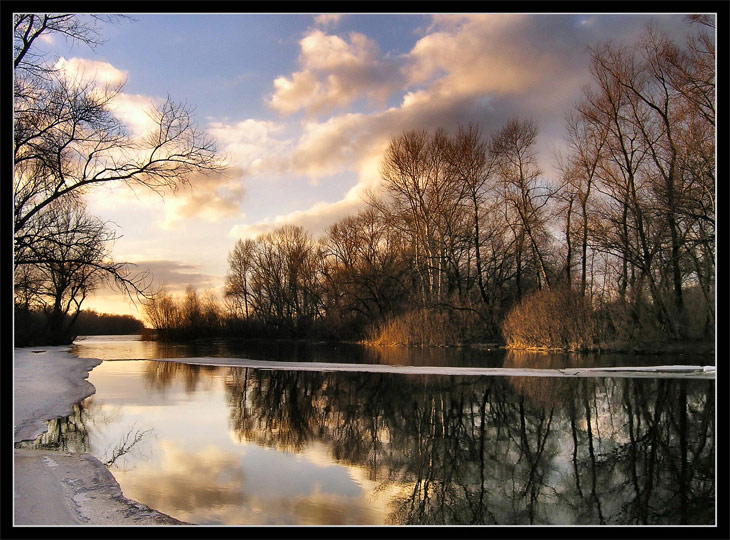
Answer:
13;347;189;526
148;356;716;379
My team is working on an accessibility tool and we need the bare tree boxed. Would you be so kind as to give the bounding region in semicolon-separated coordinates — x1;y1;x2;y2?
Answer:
378;129;473;305
13;12;224;256
490;119;555;293
143;286;181;340
558;109;609;297
581;21;715;337
445;124;498;308
14;14;123;73
13;76;222;240
223;226;324;335
13;13;225;344
320;207;410;326
14;201;148;344
225;238;257;318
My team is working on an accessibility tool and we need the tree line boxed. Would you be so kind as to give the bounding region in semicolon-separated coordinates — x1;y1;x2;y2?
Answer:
147;18;715;350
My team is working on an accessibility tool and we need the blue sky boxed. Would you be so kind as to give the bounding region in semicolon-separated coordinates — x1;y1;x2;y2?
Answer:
36;12;700;317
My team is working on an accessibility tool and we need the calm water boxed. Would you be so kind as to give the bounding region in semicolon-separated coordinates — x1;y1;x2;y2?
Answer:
21;336;715;525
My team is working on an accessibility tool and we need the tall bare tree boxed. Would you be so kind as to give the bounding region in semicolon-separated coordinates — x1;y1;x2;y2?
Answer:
490;119;555;293
225;238;256;318
580;19;715;337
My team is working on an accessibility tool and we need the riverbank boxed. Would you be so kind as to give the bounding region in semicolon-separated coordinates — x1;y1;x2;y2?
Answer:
360;338;715;356
13;347;187;526
146;334;715;357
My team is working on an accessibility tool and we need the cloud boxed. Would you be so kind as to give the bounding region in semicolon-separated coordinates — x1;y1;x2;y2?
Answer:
106;92;161;138
408;15;549;96
229;197;363;241
54;56;128;87
268;16;561;119
119;442;246;514
313;14;344;28
207;119;292;175
83;163;247;229
51;57;250;228
235;14;694;243
159;167;246;227
82;258;227;317
126;259;221;293
266;14;596;185
116;440;383;525
269;30;405;115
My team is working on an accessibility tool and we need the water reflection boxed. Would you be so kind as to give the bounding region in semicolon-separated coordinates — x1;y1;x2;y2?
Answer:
29;355;715;525
220;365;715;525
16;401;90;453
144;361;220;395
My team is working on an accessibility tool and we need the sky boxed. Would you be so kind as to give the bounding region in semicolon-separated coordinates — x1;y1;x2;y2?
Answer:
31;12;701;319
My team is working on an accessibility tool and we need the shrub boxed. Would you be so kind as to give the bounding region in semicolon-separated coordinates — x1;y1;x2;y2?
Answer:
501;286;597;351
366;307;484;347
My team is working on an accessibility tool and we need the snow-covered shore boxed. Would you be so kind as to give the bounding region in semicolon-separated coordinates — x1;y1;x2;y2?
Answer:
13;347;188;526
14;347;101;443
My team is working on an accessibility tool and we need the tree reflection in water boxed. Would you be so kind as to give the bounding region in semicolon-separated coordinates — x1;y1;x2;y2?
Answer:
16;397;156;470
21;355;714;525
15;401;91;453
218;360;714;525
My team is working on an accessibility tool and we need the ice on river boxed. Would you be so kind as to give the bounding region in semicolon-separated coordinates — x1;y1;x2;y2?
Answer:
152;357;716;379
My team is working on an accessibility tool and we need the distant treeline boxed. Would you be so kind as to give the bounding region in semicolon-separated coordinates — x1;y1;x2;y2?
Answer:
72;310;145;335
146;22;714;351
14;308;144;346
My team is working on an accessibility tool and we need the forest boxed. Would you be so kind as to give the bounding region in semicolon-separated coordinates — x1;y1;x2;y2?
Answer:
13;15;715;350
145;20;715;351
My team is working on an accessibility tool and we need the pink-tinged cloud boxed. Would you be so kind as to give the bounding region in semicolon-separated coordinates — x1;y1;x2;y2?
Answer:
269;30;405;115
233;14;694;244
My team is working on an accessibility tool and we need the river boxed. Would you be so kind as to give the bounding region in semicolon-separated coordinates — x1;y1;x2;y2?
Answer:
18;335;715;526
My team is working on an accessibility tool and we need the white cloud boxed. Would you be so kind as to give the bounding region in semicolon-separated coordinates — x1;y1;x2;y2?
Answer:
207;119;292;175
51;57;250;228
229;197;363;241
54;56;128;87
106;92;161;138
158;168;247;228
299;30;375;71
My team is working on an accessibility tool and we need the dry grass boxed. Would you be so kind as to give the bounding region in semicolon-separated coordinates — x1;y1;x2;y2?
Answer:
366;307;482;347
502;286;598;351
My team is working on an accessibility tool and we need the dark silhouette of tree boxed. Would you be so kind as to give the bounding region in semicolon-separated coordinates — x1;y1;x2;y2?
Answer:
13;13;224;344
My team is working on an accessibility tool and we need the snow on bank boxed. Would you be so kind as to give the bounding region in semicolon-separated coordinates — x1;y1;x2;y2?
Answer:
14;346;102;443
153;357;716;379
13;347;188;526
14;449;186;525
